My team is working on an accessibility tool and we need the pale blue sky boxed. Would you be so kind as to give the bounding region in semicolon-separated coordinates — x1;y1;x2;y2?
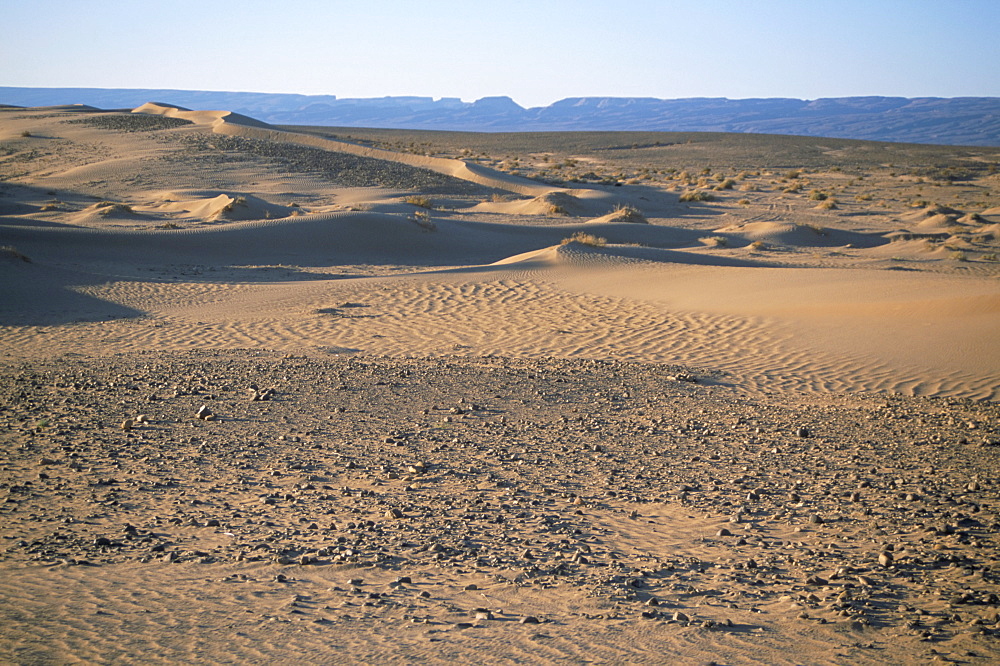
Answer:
4;0;999;108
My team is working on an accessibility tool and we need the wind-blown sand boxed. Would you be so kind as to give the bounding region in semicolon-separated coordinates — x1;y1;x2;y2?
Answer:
1;103;999;664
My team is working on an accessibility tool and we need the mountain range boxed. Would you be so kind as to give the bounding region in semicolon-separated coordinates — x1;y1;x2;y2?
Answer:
2;86;998;146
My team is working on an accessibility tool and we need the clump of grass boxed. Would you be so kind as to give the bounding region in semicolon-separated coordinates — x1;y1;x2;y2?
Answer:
808;190;829;201
714;178;736;191
410;209;436;231
1;245;31;263
700;236;729;248
737;198;751;206
739;182;758;192
96;202;135;216
157;221;180;230
679;190;714;202
609;204;648;223
748;240;767;251
404;195;433;209
561;232;606;247
20;130;32;138
951;251;968;262
983;253;998;262
220;197;247;213
490;193;511;203
815;199;838;210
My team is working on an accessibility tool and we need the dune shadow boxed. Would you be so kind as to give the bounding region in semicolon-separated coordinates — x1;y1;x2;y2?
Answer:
0;260;146;326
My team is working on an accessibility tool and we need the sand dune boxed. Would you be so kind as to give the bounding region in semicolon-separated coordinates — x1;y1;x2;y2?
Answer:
2;103;1000;665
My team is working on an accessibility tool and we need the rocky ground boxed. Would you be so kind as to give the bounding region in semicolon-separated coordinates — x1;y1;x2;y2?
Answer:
1;350;999;663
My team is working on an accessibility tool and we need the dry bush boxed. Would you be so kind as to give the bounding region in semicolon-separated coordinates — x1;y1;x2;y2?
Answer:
808;190;829;201
679;190;714;202
410;209;436;231
700;236;728;248
561;232;606;247
1;245;31;262
815;199;838;210
96;202;135;216
404;195;433;209
609;204;648;223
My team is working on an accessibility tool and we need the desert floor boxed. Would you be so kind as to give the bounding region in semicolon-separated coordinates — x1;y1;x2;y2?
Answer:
1;104;999;664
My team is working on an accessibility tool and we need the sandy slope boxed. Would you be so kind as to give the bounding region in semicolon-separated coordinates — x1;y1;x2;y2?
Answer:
2;103;1000;665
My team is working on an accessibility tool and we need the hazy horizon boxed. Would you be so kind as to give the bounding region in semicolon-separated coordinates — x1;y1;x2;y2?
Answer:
5;0;999;109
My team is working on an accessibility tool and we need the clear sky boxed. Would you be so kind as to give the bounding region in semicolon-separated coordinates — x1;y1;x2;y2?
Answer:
4;0;999;108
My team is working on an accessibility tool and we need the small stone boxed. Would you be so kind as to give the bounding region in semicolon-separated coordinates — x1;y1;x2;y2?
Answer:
120;419;133;431
195;405;213;420
717;528;732;537
385;508;404;519
809;514;824;525
464;584;479;591
519;616;540;624
672;611;690;622
878;552;894;567
796;427;810;438
806;575;828;586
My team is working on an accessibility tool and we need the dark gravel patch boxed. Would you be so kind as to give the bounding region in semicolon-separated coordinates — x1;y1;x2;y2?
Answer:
174;133;495;194
64;113;194;132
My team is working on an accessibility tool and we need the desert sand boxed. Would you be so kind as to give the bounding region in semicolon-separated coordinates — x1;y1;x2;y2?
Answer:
1;103;999;664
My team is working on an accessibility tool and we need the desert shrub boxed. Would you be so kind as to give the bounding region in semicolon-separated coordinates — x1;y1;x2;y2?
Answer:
700;236;728;248
808;190;829;201
1;245;31;262
951;251;968;261
786;169;802;179
157;222;180;230
715;178;736;190
679;190;714;202
404;195;433;209
610;204;648;223
561;232;606;247
983;253;998;262
749;240;766;251
410;209;436;231
737;198;751;206
20;130;32;138
855;193;873;201
220;197;246;213
96;202;135;216
739;182;758;192
815;199;838;210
